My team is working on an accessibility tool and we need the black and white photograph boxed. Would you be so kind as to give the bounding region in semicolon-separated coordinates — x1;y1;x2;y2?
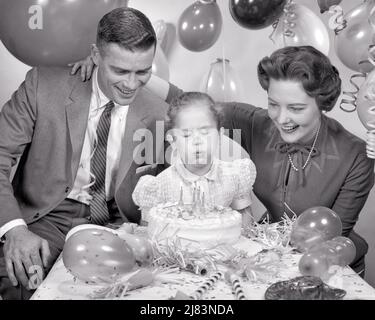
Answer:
1;0;375;309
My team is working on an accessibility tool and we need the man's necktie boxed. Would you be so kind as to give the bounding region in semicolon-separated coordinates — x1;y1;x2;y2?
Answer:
90;100;114;225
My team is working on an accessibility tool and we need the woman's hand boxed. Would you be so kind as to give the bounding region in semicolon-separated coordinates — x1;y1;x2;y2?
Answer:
68;55;95;81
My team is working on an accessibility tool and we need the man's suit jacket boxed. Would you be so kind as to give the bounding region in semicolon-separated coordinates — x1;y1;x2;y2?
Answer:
0;67;168;227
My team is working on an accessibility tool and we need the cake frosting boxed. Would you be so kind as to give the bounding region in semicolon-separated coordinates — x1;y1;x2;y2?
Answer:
147;202;242;249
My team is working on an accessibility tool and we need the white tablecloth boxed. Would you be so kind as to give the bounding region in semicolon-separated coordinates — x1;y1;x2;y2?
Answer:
31;237;375;300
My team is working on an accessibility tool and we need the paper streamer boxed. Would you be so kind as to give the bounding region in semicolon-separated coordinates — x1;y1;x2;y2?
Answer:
224;270;247;300
269;0;296;43
340;73;366;113
189;271;223;300
328;5;346;34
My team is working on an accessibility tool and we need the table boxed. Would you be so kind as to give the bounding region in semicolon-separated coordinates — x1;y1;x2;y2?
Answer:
31;235;375;300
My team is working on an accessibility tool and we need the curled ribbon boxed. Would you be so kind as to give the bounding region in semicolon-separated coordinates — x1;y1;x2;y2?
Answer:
268;0;296;44
328;5;346;34
340;73;366;113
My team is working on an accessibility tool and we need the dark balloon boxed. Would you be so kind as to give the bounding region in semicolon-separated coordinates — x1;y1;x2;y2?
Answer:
0;0;128;66
177;0;222;52
229;0;287;30
317;0;342;14
63;228;136;283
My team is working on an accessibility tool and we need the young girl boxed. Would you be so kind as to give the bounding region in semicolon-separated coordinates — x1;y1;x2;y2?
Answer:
132;92;257;227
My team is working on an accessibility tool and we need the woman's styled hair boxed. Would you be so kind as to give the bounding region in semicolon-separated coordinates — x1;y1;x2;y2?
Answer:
257;46;341;111
166;92;223;131
96;7;156;53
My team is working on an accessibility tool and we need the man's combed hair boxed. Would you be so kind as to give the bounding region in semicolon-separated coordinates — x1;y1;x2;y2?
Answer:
257;46;341;112
166;92;223;131
97;7;156;52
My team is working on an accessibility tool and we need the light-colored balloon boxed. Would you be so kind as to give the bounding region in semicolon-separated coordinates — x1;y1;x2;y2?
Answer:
152;20;170;81
152;43;170;81
0;0;128;66
334;0;375;73
272;3;330;56
290;206;342;252
65;224;116;241
298;250;330;280
177;0;222;52
329;236;356;266
116;229;154;267
356;69;375;131
200;58;243;102
63;228;136;283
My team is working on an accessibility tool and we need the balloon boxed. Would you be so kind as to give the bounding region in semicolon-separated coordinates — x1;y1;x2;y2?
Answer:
65;223;118;241
313;244;340;265
62;228;136;283
329;236;356;266
272;3;330;56
229;0;287;30
0;0;128;66
317;0;342;14
152;20;170;81
290;206;342;252
356;69;375;131
334;0;375;73
116;228;154;267
200;58;244;102
298;250;330;280
152;44;170;81
177;0;222;52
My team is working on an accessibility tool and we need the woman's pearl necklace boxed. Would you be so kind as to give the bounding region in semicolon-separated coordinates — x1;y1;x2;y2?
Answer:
288;122;321;172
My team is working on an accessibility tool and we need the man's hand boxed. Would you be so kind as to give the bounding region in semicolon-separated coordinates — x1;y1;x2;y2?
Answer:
3;226;51;289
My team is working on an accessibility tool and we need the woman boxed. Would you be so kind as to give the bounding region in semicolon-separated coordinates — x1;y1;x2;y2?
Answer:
71;45;374;276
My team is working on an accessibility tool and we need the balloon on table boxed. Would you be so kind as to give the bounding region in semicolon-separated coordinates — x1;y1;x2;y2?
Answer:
229;0;287;30
63;228;136;283
298;249;330;280
116;228;154;267
317;0;342;13
334;0;375;73
290;206;342;252
329;236;356;266
177;0;222;52
271;3;330;56
0;0;128;66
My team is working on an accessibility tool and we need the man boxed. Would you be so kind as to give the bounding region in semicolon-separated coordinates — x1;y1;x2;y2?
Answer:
0;7;168;299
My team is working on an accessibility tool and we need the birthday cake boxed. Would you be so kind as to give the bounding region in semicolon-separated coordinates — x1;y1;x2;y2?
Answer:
147;202;242;249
